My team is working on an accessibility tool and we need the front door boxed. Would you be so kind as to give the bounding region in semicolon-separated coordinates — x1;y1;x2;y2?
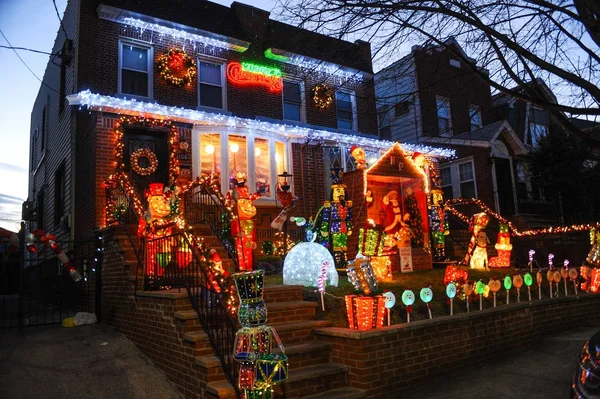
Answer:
495;157;515;216
123;127;170;205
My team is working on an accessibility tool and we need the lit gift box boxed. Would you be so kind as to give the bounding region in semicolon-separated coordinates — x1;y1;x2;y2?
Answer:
346;257;378;295
443;265;468;285
358;227;386;256
239;363;255;390
254;353;288;388
345;295;386;330
176;249;192;268
234;326;274;362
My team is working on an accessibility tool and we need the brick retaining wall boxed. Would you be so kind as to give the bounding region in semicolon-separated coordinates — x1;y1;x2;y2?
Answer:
314;294;600;398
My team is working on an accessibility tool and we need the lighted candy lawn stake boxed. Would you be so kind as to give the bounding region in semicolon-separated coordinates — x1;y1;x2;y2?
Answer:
383;291;396;326
553;270;562;297
524;273;533;302
529;249;536;273
476;280;485;310
504;275;512;304
547;268;554;298
561;260;569;296
420;287;433;319
548;253;554;269
464;281;474;313
537;271;543;300
446;283;457;315
569;267;579;295
513;274;523;303
489;278;501;307
317;261;330;311
402;290;415;323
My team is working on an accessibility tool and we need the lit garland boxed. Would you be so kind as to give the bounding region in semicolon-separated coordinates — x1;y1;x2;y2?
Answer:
446;198;600;237
130;148;159;176
311;84;333;110
67;90;455;159
157;48;197;87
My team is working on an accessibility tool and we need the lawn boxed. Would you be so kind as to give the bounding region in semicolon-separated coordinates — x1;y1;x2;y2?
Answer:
264;266;567;327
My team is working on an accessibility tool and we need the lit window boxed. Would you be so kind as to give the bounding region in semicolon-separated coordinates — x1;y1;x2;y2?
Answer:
436;96;451;136
458;162;476;198
200;134;221;178
255;138;271;197
229;135;247;188
275;141;286;176
336;91;356;130
469;104;482;131
283;80;304;122
440;167;453;200
529;122;547;147
199;60;225;109
119;41;152;98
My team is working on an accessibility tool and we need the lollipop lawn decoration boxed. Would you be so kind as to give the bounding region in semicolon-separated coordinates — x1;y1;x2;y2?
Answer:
569;267;579;295
489;278;501;307
513;274;524;303
464;281;474;313
553;270;562;297
383;291;396;326
402;290;415;323
475;280;486;311
524;273;533;302
536;271;543;300
420;287;434;319
561;260;569;296
504;275;512;304
446;283;457;315
547;257;555;298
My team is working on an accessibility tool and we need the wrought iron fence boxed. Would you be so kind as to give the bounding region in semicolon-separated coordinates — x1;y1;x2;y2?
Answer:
1;235;100;330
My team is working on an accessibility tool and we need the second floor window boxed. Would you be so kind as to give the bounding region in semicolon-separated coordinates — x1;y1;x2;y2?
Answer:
469;104;482;131
441;167;453;200
529;122;547;147
54;164;66;226
283;80;304;122
336;91;356;130
459;161;476;198
436;96;451;137
199;60;225;110
119;41;152;98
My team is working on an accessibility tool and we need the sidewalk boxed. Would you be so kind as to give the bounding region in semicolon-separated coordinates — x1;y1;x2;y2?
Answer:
405;322;600;399
0;323;182;399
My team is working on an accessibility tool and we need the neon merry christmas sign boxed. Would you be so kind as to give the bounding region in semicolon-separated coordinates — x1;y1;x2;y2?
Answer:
227;62;283;91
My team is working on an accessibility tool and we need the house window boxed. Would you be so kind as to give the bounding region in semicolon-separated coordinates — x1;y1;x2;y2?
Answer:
469;104;482;131
36;191;45;229
436;96;451;137
229;135;248;189
283;80;304;122
458;162;476;198
440;167;453;200
200;133;221;178
54;164;66;226
255;138;271;197
528;122;547;147
395;101;410;116
119;40;152;98
449;59;461;68
336;91;357;130
198;60;226;110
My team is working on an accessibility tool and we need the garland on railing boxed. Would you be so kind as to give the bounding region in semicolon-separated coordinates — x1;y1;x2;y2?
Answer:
445;198;600;237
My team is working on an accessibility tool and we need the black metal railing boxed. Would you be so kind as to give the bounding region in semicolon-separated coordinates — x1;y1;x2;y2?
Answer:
182;185;237;267
144;230;239;395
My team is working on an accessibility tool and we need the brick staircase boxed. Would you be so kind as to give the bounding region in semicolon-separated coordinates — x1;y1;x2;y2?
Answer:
107;224;364;398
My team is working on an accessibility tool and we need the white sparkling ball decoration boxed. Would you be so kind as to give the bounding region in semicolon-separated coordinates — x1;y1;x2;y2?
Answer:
283;242;338;288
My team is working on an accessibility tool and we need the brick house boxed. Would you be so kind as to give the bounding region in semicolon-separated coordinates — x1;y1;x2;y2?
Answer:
374;39;552;226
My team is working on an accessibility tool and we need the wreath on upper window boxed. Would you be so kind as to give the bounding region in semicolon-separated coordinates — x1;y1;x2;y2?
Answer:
157;48;197;87
312;83;334;110
130;148;158;176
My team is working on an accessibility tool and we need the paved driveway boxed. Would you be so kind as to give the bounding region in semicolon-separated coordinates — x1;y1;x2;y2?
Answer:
406;323;600;399
0;323;182;399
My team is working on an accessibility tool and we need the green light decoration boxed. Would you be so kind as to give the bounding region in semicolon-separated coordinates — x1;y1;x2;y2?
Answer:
241;62;282;77
504;275;512;290
524;273;533;287
446;283;457;299
475;280;485;295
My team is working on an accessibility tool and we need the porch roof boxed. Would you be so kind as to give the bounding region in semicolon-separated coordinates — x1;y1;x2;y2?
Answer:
67;90;455;159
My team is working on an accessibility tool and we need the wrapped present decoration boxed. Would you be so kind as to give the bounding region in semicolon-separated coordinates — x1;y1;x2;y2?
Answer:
345;295;387;330
234;326;278;362
254;353;288;388
239;363;256;390
358;227;386;257
370;256;392;281
346;256;378;295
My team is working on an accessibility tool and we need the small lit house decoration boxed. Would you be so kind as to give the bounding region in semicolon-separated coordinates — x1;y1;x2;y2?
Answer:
233;270;288;398
25;230;83;282
488;223;512;268
346;254;378;295
311;83;333;110
341;143;435;274
282;242;338;288
157;48;197;87
461;212;490;269
345;295;386;331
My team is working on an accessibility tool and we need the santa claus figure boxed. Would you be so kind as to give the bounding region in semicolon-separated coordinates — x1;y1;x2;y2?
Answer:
229;172;261;271
382;190;403;235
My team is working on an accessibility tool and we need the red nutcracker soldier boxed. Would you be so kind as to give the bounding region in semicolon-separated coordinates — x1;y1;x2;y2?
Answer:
229;172;261;271
271;172;299;232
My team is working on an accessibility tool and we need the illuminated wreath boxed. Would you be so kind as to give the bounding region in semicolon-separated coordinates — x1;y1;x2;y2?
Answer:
157;48;197;87
130;148;158;176
312;84;334;110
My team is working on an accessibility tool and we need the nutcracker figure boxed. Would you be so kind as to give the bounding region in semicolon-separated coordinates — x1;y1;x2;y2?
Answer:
428;188;449;261
228;172;261;271
586;227;600;267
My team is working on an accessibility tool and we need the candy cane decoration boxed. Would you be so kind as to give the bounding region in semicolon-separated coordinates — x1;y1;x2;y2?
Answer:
26;230;82;282
548;253;554;269
317;261;328;311
528;250;535;273
562;260;570;296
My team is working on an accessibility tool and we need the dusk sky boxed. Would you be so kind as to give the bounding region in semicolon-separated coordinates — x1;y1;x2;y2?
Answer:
0;0;274;232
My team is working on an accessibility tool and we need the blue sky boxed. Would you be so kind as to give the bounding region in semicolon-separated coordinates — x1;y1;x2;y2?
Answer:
0;0;274;232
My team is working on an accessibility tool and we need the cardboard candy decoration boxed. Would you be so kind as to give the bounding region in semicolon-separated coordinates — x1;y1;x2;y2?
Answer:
524;273;533;287
553;270;562;283
536;271;543;285
560;267;569;280
489;278;501;292
475;280;485;310
402;290;415;323
546;269;555;282
383;291;396;308
569;268;578;280
446;283;457;299
503;276;512;290
513;274;524;288
420;287;434;319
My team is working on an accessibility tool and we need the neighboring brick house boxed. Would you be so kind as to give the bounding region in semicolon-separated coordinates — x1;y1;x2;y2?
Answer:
375;38;545;224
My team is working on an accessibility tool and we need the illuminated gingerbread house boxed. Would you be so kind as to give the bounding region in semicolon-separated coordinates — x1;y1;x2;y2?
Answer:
344;143;438;272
